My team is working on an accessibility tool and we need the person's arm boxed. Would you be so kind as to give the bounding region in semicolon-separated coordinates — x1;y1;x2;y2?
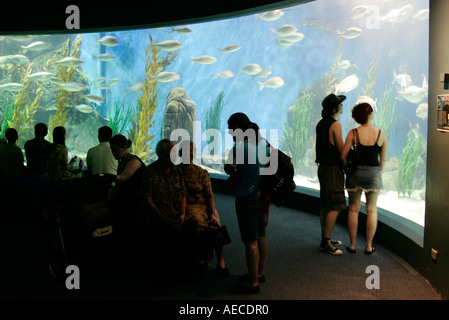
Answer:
331;121;345;154
341;129;354;166
116;158;141;182
379;131;388;172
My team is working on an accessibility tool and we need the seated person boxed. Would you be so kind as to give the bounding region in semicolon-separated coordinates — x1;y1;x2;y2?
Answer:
177;140;228;276
0;128;26;179
108;134;145;236
86;126;118;176
47;126;84;181
24;123;51;178
141;139;190;273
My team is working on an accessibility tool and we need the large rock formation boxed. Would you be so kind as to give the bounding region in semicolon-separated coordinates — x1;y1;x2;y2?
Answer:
162;87;197;142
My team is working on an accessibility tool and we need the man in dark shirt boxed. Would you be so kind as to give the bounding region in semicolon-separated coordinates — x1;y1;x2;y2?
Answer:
24;123;51;178
315;94;347;255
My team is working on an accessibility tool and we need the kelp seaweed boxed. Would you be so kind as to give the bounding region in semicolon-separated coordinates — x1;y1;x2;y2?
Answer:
362;59;378;98
281;90;315;171
0;96;14;138
398;130;426;198
205;91;226;131
8;63;44;148
375;86;396;157
128;33;177;162
48;35;83;139
108;99;134;137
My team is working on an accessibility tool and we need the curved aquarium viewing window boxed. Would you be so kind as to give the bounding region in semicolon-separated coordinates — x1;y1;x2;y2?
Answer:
0;0;428;241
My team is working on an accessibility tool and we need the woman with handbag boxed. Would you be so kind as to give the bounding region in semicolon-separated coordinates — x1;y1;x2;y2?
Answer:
341;103;388;255
178;140;229;277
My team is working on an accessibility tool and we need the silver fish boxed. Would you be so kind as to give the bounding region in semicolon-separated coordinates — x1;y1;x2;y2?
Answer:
257;10;284;22
416;103;428;119
20;41;51;51
153;40;182;52
191;55;217;64
380;5;413;25
239;63;263;75
257;77;285;90
151;71;180;83
254;68;272;79
94;53;115;61
397;77;428;104
334;74;359;94
220;45;241;53
59;81;88;92
279;32;305;43
96;83;112;89
91;77;106;85
84;94;104;103
337;27;363;39
393;70;412;89
5;35;33;41
56;57;84;67
356;95;378;112
215;70;235;79
276;38;296;49
412;9;429;22
126;82;145;91
271;24;298;36
4;54;30;65
172;26;192;34
300;18;335;33
74;104;96;114
97;35;119;47
348;5;372;20
26;71;55;81
108;78;120;86
0;82;25;91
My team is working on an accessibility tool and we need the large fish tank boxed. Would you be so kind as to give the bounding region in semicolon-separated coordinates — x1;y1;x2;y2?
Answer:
0;0;428;242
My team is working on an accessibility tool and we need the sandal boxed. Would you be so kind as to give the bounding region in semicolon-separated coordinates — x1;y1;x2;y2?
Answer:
365;247;376;255
346;246;356;254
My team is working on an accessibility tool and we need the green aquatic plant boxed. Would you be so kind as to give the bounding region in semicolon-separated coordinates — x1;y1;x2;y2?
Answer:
362;59;378;98
48;35;83;140
0;96;15;138
281;90;315;171
205;91;226;131
108;99;134;137
398;131;426;198
204;91;227;156
374;86;396;157
129;33;177;162
9;63;44;147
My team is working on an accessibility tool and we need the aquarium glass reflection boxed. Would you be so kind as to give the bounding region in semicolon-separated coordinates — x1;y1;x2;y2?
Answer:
0;0;428;226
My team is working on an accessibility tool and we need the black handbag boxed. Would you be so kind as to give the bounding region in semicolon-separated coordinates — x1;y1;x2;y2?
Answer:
344;129;359;177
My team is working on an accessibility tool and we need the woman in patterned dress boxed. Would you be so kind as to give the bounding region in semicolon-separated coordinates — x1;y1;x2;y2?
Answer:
178;140;228;276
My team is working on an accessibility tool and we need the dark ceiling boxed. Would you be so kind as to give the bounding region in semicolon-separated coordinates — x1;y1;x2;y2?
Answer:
1;0;314;34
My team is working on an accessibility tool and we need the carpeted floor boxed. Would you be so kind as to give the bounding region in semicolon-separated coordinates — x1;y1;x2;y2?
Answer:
0;192;441;300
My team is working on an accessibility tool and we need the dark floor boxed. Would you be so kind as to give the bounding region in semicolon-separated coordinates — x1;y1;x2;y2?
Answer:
0;191;441;301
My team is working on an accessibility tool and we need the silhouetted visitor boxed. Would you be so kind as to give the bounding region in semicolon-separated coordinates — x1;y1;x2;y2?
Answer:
47;126;84;181
86;126;118;176
24;123;51;178
224;112;270;294
141;139;191;276
178;140;229;277
0;128;26;178
315;93;347;256
341;102;388;255
108;134;145;240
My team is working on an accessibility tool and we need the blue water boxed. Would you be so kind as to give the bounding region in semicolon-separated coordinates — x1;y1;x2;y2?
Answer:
76;0;428;157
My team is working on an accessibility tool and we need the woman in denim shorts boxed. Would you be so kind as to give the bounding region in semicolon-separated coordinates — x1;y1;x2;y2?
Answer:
341;103;388;255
